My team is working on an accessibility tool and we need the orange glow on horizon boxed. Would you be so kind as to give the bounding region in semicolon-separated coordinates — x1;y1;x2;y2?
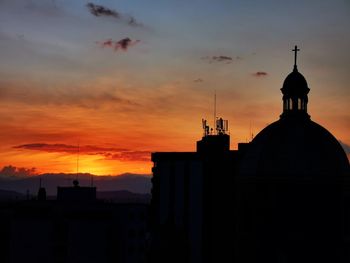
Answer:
0;57;349;176
0;0;349;177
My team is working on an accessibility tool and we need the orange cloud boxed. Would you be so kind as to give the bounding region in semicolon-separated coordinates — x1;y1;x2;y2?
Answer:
14;143;150;162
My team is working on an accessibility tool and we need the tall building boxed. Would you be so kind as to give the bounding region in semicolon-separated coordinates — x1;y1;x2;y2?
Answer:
150;47;350;263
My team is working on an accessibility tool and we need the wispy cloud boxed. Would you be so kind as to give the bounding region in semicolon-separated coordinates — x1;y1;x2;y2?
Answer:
193;78;203;83
14;143;120;154
86;2;144;27
105;151;150;162
253;71;268;77
0;79;137;108
98;38;141;52
201;55;233;64
14;143;150;162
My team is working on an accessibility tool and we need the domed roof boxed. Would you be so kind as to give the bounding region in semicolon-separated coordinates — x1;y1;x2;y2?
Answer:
239;118;349;176
281;66;310;96
239;46;349;177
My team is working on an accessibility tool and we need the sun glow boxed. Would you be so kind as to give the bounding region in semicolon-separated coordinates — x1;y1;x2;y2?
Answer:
74;155;152;176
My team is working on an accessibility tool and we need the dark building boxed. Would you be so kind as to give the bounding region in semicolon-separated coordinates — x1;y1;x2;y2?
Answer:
150;47;350;263
0;181;149;263
57;179;96;202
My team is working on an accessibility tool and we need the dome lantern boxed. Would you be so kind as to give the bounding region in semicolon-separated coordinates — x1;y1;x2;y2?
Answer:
280;46;310;119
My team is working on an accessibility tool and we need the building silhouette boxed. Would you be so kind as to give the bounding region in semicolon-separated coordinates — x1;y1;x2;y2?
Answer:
150;47;350;263
0;180;149;263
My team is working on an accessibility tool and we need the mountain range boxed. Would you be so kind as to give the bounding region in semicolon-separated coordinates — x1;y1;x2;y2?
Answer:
0;173;151;196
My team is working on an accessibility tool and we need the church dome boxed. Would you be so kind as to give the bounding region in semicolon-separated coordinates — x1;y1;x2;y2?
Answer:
239;118;349;176
239;46;349;177
281;66;310;96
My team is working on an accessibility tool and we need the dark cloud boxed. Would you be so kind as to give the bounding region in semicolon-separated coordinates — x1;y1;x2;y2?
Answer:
201;55;233;64
86;2;119;18
117;38;137;50
86;2;143;27
253;71;268;77
193;78;203;83
98;38;140;52
0;165;37;179
213;55;233;62
14;143;150;162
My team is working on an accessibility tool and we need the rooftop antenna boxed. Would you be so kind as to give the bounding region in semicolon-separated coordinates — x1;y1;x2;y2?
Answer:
38;175;46;201
202;91;228;136
213;90;217;134
76;141;80;181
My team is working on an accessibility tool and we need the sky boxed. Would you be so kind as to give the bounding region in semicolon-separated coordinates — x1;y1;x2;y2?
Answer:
0;0;349;176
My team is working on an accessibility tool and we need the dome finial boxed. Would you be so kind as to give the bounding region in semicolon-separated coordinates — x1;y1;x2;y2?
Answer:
292;45;300;71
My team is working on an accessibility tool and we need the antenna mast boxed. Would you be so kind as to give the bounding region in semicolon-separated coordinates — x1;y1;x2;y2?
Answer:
214;90;216;134
76;141;80;181
249;121;251;141
202;92;228;137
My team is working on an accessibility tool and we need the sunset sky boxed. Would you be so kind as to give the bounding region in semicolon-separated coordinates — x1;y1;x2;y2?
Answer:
0;0;349;176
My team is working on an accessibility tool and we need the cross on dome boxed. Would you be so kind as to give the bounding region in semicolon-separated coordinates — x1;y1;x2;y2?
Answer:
292;45;300;69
